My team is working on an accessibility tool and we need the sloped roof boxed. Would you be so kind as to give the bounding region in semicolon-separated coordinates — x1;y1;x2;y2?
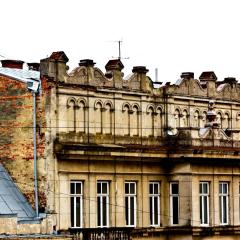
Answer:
0;67;40;83
0;164;35;221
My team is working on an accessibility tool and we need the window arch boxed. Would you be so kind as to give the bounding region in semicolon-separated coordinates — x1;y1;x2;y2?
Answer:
200;111;207;128
131;105;140;136
122;104;130;135
155;106;163;137
222;112;230;129
146;106;154;137
103;102;113;134
193;110;200;128
174;109;180;129
181;109;188;127
95;101;103;133
76;99;86;133
67;97;77;132
216;112;222;128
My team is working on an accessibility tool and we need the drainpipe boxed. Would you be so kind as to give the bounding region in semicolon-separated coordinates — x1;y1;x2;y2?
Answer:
27;81;40;218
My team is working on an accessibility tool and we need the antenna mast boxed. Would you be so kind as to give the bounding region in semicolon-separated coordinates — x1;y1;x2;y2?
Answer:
118;40;122;60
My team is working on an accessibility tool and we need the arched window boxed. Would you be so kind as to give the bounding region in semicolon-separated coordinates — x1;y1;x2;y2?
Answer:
131;105;139;136
76;100;86;133
155;107;162;137
216;112;222;128
67;98;76;132
103;103;112;134
181;110;188;127
174;109;180;129
95;102;102;133
193;110;200;128
122;104;130;135
222;113;230;129
146;106;154;137
200;111;207;128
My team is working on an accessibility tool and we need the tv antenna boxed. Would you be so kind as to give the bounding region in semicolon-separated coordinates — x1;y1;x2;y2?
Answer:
112;40;129;60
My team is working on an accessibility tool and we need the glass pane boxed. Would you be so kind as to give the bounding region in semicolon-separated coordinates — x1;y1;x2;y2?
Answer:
103;196;107;226
150;197;153;225
171;183;178;194
154;197;158;225
125;183;129;194
149;184;153;195
223;196;227;223
125;197;129;225
154;183;158;194
223;183;227;194
71;197;74;227
130;183;135;194
204;196;208;224
71;182;75;194
203;183;208;194
200;197;203;223
97;182;101;194
76;197;81;227
130;197;135;225
76;183;81;194
219;183;222;194
97;197;101;226
102;183;108;194
172;196;179;224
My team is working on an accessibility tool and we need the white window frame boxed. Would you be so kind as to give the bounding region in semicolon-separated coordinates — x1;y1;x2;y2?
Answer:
219;182;229;225
70;181;83;228
199;182;209;226
125;182;137;227
97;181;109;228
149;182;160;226
170;182;179;225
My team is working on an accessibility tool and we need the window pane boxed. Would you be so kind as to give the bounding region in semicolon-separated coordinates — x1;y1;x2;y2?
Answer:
172;196;179;224
150;197;153;225
71;197;74;227
203;196;208;224
125;197;129;225
76;183;81;194
150;184;153;195
103;196;107;226
125;183;129;194
130;196;135;225
219;183;222;194
200;197;203;223
223;196;227;223
223;184;227;194
76;197;81;227
97;182;101;194
154;183;158;194
154;197;158;225
102;183;108;194
171;183;178;194
97;197;101;226
203;183;208;194
71;183;75;194
130;183;135;194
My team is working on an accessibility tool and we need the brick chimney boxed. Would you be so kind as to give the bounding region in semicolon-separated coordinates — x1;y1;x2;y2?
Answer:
1;60;24;69
105;59;124;88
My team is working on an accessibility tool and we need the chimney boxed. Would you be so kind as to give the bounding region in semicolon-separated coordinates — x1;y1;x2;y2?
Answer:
180;72;194;79
1;59;24;69
105;59;124;88
79;59;95;67
28;62;40;71
132;66;149;91
199;71;217;97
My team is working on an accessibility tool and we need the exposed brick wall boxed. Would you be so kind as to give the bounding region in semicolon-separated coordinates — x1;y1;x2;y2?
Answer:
0;75;46;210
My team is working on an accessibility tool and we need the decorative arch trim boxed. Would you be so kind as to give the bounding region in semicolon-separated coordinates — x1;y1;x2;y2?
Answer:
94;99;103;109
77;98;87;108
104;100;114;110
146;104;155;114
67;97;77;107
122;102;131;111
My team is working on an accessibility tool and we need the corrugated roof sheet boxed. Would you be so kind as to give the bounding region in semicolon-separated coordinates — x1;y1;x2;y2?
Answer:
0;164;35;221
0;67;40;83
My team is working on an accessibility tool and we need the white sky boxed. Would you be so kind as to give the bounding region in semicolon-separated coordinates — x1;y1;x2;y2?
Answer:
1;0;240;83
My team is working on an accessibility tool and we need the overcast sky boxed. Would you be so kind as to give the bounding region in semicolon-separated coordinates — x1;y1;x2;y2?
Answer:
1;0;240;83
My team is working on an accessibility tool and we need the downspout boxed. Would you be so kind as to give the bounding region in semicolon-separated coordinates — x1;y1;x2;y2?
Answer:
27;81;40;218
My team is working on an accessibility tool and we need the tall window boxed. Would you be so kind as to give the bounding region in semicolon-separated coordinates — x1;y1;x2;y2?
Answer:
170;182;179;225
219;182;229;225
125;182;136;227
70;181;83;228
199;182;209;225
97;181;109;227
149;182;160;226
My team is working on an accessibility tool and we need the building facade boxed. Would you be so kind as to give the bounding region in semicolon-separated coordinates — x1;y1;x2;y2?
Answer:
1;52;240;239
39;52;240;239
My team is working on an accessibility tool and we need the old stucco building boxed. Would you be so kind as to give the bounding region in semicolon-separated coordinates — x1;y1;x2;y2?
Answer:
39;52;240;239
1;51;240;239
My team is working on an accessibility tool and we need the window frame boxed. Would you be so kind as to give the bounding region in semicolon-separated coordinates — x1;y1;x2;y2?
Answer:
125;182;137;227
70;181;83;228
219;182;229;225
149;182;160;227
199;182;210;226
170;182;179;225
97;181;110;228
